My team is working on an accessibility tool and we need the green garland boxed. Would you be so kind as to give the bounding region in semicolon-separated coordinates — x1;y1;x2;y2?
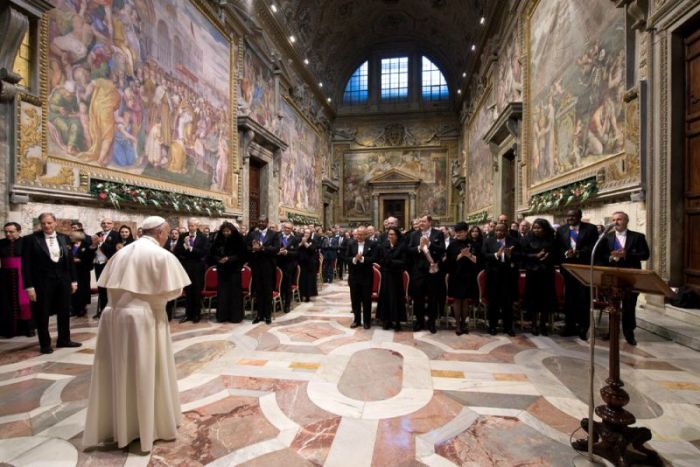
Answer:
528;178;597;214
89;180;226;216
286;212;319;225
465;210;489;225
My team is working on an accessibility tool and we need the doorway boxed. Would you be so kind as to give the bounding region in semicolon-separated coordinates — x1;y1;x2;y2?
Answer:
249;159;263;222
383;198;406;229
684;27;700;289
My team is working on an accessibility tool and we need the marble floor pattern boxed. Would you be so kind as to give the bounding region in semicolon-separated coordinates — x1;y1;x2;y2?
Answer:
1;282;700;466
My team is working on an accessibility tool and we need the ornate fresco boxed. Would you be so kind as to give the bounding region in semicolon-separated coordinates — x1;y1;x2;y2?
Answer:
465;89;495;214
278;99;322;214
526;0;625;188
342;149;448;219
494;21;523;115
45;0;236;201
239;45;276;131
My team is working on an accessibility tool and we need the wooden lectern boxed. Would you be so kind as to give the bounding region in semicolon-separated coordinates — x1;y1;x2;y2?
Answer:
562;264;675;467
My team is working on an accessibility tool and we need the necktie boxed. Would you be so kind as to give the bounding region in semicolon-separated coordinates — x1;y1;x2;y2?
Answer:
189;235;194;247
613;235;623;250
282;235;288;247
259;232;264;242
570;227;579;242
497;239;504;249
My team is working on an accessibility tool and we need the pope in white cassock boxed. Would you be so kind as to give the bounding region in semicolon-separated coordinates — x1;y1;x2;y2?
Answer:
83;216;191;452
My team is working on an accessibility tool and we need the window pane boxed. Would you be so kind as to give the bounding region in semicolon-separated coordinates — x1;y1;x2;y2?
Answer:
381;57;408;102
343;61;369;105
421;56;448;101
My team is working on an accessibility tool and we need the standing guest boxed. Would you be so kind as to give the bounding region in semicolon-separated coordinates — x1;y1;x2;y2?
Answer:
605;211;650;345
164;228;181;320
411;218;420;232
521;219;559;336
0;222;35;337
115;224;135;251
441;226;452;251
379;217;400;245
376;227;407;331
557;208;601;340
309;226;322;288
408;215;445;334
210;221;246;323
347;226;377;329
91;218;119;319
240;224;248;238
366;225;379;242
83;216;190;453
22;213;80;353
467;225;486;294
175;218;210;323
245;216;280;324
518;220;531;239
335;226;347;280
298;228;318;302
69;229;96;317
321;228;337;283
483;223;520;336
511;222;520;233
445;222;481;335
277;223;299;313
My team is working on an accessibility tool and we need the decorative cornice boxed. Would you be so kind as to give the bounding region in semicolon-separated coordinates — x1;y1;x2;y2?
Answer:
237;116;288;152
483;102;523;147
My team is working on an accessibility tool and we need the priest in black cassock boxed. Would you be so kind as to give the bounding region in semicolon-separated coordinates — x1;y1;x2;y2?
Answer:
0;222;34;338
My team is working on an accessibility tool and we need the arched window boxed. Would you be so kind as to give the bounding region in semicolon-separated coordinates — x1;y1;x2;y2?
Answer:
343;61;369;104
421;57;448;101
381;57;408;101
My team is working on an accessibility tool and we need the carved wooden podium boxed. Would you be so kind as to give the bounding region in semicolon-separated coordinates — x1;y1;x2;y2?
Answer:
562;264;675;467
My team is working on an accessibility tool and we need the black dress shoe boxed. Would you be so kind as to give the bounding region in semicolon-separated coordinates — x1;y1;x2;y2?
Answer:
428;322;437;334
252;316;262;324
25;329;36;337
382;322;391;330
179;317;190;323
488;328;497;336
624;332;637;346
394;323;401;332
363;323;371;329
265;318;272;325
192;317;201;323
56;341;82;348
284;307;290;313
541;327;548;337
350;322;360;328
506;329;516;337
532;327;540;336
40;347;53;354
413;321;424;332
578;330;589;341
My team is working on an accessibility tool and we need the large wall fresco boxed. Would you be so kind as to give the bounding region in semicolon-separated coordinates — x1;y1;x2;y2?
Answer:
278;99;322;213
46;0;234;194
466;89;494;213
239;45;276;131
494;22;523;115
527;0;625;187
342;149;448;218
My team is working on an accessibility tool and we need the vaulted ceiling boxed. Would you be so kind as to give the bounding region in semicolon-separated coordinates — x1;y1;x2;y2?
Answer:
267;0;497;104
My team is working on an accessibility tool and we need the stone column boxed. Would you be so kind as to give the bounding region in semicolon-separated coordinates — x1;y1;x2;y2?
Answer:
372;194;379;227
238;129;254;225
409;193;416;221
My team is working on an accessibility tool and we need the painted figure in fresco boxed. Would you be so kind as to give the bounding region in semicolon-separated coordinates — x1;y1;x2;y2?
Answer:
48;80;84;155
112;110;137;167
77;76;121;166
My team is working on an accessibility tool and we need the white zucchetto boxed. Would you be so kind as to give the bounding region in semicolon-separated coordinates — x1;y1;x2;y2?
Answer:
142;216;166;230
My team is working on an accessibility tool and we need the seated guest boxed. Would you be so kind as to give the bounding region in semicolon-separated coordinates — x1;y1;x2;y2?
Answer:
483;223;520;336
298;228;318;302
520;219;559;336
69;229;96;317
376;227;407;331
605;211;650;345
0;222;35;337
115;225;135;251
277;222;299;313
445;222;481;335
211;221;246;323
347;226;377;329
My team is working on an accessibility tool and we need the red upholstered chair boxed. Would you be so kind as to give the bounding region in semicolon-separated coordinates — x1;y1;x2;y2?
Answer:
402;270;412;323
291;264;301;303
201;266;218;318
371;267;381;303
317;254;324;288
444;273;455;329
271;267;284;318
477;270;488;306
241;265;253;313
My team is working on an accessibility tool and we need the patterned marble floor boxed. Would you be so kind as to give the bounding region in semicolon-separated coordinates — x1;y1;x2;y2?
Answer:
1;282;700;466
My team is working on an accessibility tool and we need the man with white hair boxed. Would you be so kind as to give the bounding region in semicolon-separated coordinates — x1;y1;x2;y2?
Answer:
174;218;209;323
83;216;190;452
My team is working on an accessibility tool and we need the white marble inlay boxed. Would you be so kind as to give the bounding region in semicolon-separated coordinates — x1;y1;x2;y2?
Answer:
0;436;78;466
324;418;379;467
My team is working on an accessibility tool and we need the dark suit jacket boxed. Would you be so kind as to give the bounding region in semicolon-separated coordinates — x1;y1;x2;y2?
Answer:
94;230;120;260
21;231;77;289
346;239;378;284
556;222;600;265
605;230;650;270
407;228;445;277
245;229;281;270
277;233;299;273
174;230;210;264
483;235;521;273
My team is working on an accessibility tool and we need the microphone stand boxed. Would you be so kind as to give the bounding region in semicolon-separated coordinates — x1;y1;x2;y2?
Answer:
576;227;612;466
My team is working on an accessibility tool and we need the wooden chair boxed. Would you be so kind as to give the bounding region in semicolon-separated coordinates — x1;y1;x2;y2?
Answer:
291;264;301;303
271;267;284;319
201;266;218;319
371;266;381;303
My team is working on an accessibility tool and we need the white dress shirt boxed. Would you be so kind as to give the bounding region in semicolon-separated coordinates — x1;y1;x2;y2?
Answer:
353;242;365;264
45;233;60;263
614;230;627;249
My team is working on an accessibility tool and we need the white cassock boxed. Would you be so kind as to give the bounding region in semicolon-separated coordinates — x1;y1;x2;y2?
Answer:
83;236;191;452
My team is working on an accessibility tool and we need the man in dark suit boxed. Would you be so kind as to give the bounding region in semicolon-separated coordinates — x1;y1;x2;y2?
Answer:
277;222;299;313
483;223;520;336
22;213;80;354
346;226;377;329
321;228;338;283
175;218;210;323
605;211;650;345
246;216;280;324
90;218;119;319
335;226;347;280
408;215;445;334
165;228;181;320
557;208;602;340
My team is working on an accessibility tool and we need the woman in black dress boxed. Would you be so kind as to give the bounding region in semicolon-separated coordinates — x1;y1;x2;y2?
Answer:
520;218;559;335
377;228;407;331
210;221;246;323
446;223;481;335
115;225;134;252
69;230;96;317
298;228;318;302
